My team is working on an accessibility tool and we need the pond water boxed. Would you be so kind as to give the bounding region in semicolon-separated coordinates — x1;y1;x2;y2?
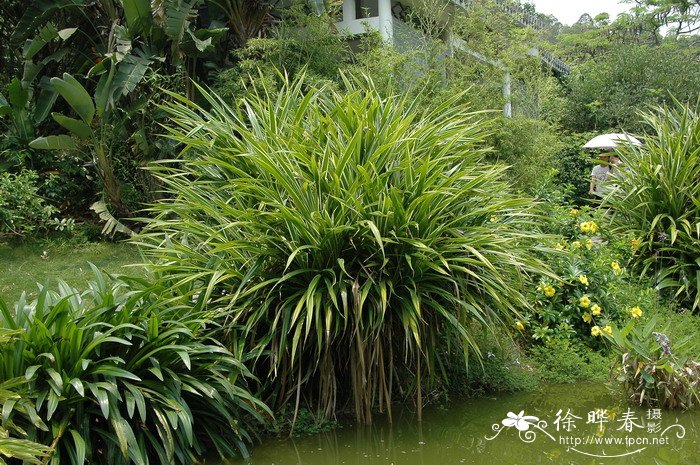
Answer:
224;383;699;465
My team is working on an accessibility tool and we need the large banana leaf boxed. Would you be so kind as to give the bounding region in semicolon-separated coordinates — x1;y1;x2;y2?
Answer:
113;25;133;61
90;201;136;237
29;134;78;150
52;113;93;139
122;0;153;36
6;78;28;109
112;50;155;98
50;73;95;124
164;0;199;59
21;22;76;62
5;78;33;139
33;77;59;124
22;23;58;60
95;62;117;117
164;0;198;41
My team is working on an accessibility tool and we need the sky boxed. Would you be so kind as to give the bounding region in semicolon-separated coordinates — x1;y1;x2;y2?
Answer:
527;0;633;26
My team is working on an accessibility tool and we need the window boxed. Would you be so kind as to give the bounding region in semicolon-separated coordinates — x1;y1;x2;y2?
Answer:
356;0;379;18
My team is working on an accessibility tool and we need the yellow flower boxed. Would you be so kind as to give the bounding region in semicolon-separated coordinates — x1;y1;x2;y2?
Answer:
543;285;556;298
580;221;599;235
582;312;592;323
631;238;639;249
591;325;602;336
571;240;582;249
490;216;497;222
629;306;643;318
585;238;593;250
603;325;613;336
591;304;601;316
569;208;579;217
554;242;565;251
515;321;525;331
578;275;589;286
611;261;621;273
579;295;591;308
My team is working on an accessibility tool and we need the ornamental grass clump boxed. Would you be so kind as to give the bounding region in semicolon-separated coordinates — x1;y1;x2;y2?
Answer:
0;270;267;465
138;74;553;423
604;101;700;309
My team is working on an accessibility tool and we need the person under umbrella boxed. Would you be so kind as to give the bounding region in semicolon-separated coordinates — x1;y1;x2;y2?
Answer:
583;134;641;198
589;152;620;197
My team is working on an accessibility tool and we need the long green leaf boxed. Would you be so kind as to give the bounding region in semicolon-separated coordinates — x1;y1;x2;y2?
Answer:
29;135;77;150
50;73;95;124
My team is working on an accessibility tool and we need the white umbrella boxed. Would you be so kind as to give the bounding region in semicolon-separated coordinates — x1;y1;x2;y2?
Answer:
583;133;642;149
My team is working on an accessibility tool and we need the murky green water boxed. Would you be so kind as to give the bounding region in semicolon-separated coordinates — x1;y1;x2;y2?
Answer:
223;384;699;465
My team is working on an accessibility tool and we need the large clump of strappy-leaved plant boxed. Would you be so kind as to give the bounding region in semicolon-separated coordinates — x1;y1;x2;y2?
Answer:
137;73;554;423
605;101;700;310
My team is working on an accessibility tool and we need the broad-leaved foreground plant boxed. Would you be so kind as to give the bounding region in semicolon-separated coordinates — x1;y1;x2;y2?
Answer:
605;102;700;309
0;330;52;465
607;316;700;409
137;74;554;423
0;270;268;465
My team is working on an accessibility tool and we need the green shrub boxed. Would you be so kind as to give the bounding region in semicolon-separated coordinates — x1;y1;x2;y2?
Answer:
551;132;597;205
528;337;611;384
523;205;647;349
489;116;563;193
457;328;539;396
0;271;268;464
0;138;97;218
605;102;700;309
0;170;59;238
564;45;700;132
138;74;554;423
213;6;348;101
606;315;700;409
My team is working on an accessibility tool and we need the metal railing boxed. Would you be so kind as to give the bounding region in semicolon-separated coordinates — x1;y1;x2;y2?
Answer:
450;0;571;74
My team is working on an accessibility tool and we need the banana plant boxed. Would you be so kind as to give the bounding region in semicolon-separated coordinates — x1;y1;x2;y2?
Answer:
0;23;76;145
29;72;127;217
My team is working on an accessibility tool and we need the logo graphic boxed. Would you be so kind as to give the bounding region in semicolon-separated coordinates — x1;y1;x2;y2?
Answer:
485;407;686;458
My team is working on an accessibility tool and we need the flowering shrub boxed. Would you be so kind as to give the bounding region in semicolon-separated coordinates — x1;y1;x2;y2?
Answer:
521;205;653;349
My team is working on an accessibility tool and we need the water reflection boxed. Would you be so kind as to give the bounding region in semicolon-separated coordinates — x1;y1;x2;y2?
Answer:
223;384;699;465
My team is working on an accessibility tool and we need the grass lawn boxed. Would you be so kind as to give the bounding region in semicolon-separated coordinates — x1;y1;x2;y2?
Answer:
0;241;146;304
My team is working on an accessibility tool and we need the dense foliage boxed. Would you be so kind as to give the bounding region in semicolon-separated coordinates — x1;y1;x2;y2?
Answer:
0;170;66;238
137;75;555;423
0;330;52;464
608;316;700;409
605;102;700;310
1;0;698;230
1;2;699;459
564;45;700;132
0;271;268;464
